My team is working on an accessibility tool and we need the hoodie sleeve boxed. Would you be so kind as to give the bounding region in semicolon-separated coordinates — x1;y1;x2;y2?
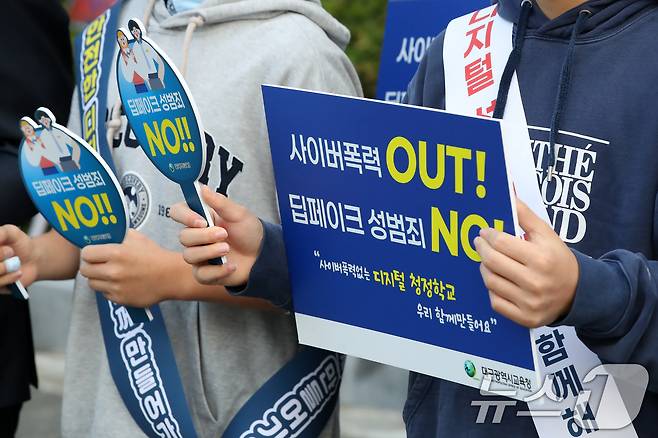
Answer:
227;220;293;311
557;247;658;392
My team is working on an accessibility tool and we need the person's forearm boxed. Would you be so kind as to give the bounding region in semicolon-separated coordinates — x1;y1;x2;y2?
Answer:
33;230;80;281
558;249;658;392
161;249;278;311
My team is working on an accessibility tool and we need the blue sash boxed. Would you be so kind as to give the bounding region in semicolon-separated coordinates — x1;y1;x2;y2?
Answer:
75;5;341;437
75;6;197;437
223;348;342;438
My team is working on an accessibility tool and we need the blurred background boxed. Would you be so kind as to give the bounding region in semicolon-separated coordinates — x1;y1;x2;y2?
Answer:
68;0;389;97
323;0;387;98
13;0;409;437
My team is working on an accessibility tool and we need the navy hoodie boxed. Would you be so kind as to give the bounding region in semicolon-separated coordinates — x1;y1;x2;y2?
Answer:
401;0;658;436
234;0;658;436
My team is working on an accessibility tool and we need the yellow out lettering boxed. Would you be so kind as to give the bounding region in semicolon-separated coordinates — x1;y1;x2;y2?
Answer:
446;146;471;194
386;136;477;194
386;136;416;184
419;142;446;190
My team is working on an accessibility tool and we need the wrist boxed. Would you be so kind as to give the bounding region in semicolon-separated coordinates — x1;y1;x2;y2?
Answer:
159;250;194;301
557;249;579;318
162;251;235;303
32;236;47;281
551;249;629;334
227;220;292;309
31;231;81;281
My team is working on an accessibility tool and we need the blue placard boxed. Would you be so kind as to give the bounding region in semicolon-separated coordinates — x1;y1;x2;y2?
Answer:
115;19;222;265
377;0;489;102
19;108;128;247
263;86;538;394
115;19;204;185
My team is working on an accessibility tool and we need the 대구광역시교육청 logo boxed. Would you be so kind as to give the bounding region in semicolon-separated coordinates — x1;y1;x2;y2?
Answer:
465;360;477;378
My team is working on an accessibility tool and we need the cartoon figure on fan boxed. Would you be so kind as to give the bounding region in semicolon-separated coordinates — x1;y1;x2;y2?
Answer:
21;108;81;175
116;19;165;93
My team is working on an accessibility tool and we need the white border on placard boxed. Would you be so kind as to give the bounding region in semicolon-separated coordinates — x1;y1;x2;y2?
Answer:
295;313;539;401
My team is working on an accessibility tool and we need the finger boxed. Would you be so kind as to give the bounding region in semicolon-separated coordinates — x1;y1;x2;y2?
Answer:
478;227;534;266
210;208;222;227
0;225;23;246
201;185;245;223
0;256;21;276
81;244;121;264
179;227;227;248
3;256;20;274
516;198;551;238
0;271;22;286
194;263;237;285
479;263;525;304
79;262;116;282
488;290;527;324
170;202;207;228
183;242;230;265
88;279;115;294
0;245;15;260
474;236;534;289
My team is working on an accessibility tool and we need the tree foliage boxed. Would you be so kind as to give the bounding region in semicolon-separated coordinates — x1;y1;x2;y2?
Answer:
323;0;388;98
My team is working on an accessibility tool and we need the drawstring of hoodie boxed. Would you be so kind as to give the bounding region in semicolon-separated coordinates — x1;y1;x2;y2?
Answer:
181;15;205;76
493;0;532;119
142;0;157;28
546;9;590;180
106;0;204;148
494;1;590;181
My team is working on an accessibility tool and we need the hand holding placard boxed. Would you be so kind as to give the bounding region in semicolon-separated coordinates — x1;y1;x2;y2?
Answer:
79;229;187;308
474;199;579;328
0;226;33;299
115;19;224;266
18;107;152;322
170;186;264;286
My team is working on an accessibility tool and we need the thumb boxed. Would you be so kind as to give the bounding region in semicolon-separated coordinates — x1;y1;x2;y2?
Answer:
201;186;246;223
516;198;550;238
